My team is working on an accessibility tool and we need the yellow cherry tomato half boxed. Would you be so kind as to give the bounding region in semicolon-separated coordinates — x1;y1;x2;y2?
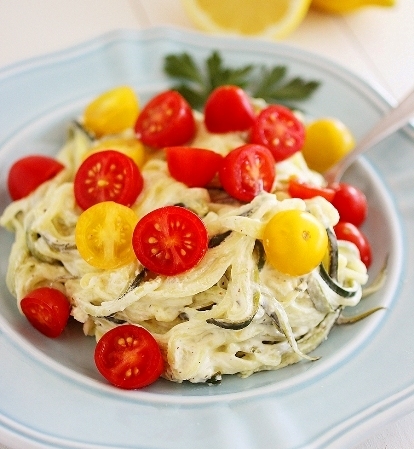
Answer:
75;201;138;270
263;209;328;276
83;86;140;138
84;137;146;168
301;118;355;173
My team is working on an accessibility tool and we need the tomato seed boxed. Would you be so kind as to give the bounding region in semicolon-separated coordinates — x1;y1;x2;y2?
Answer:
285;137;295;147
97;179;109;187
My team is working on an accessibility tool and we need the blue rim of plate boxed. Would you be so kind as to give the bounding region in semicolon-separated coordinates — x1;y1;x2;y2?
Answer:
0;27;412;449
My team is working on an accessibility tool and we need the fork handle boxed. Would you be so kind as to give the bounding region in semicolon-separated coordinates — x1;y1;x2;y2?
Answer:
324;87;414;184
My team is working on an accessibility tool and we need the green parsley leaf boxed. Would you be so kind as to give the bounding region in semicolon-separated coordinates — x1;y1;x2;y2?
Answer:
164;53;204;85
250;66;287;99
173;84;207;111
206;51;253;90
163;50;320;110
261;77;321;102
164;51;254;109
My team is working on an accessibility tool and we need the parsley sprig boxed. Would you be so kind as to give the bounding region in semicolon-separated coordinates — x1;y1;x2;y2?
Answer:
164;51;320;110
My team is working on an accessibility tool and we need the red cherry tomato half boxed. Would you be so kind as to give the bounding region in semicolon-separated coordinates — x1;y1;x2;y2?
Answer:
334;221;372;268
8;155;65;201
331;183;368;227
94;324;164;389
288;178;336;202
204;85;255;133
165;146;223;188
134;90;196;149
20;287;71;338
250;105;305;162
74;150;143;210
219;144;276;202
132;205;208;276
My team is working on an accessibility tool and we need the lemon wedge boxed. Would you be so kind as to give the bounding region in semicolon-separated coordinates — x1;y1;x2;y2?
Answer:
181;0;312;40
311;0;395;14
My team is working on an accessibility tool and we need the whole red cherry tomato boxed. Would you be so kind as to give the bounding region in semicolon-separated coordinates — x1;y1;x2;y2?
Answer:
250;104;305;162
132;205;208;276
334;221;372;268
204;85;255;133
134;90;196;148
219;144;275;202
20;287;71;338
165;146;223;188
331;183;368;227
94;324;164;389
288;178;336;202
8;155;65;201
74;150;143;210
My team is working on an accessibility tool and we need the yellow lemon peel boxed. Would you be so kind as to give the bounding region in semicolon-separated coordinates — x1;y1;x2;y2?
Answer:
181;0;312;40
311;0;395;14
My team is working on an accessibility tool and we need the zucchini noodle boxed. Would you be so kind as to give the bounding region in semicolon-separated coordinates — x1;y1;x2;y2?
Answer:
0;109;369;384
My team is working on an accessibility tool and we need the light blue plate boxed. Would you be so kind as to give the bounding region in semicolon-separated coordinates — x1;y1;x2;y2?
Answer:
0;27;411;449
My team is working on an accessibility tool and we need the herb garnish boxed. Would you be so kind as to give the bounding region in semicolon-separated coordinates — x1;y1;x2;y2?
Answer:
164;51;320;110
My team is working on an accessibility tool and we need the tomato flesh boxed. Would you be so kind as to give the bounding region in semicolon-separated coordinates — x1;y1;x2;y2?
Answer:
86;137;146;168
135;90;196;149
204;85;255;133
8;155;65;201
20;287;71;338
219;144;275;202
263;209;328;276
75;201;138;270
301;118;355;173
334;221;372;268
250;105;305;162
74;150;144;210
166;146;223;187
331;182;368;227
94;324;164;389
288;178;336;202
83;86;140;138
132;205;208;276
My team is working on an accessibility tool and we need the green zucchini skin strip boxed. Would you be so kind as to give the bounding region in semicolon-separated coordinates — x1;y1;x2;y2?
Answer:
117;268;147;301
72;120;94;141
97;269;148;320
208;230;232;248
306;273;335;314
206;290;260;330
105;315;127;325
326;227;339;280
319;263;360;298
260;286;319;361
254;239;266;272
278;309;341;368
337;306;385;324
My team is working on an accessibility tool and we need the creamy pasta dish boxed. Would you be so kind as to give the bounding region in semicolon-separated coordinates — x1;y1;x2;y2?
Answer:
0;85;373;388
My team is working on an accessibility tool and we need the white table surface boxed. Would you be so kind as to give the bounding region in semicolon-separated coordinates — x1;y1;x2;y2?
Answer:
0;1;413;448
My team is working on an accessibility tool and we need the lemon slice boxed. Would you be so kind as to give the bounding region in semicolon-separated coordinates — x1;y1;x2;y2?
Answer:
311;0;395;14
181;0;312;40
